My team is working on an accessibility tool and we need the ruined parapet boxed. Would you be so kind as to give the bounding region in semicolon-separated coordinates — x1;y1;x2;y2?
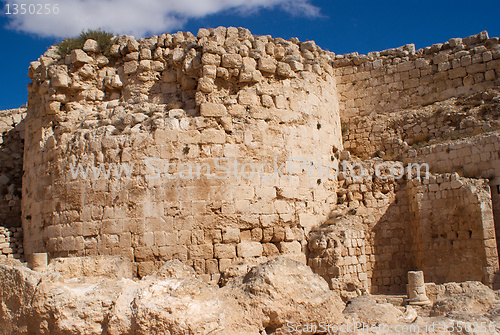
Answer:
342;88;500;159
23;27;342;277
338;31;500;158
336;31;500;119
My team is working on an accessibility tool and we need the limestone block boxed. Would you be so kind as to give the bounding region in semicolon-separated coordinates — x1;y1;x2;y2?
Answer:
275;95;288;109
263;243;279;256
189;244;213;259
29;253;48;271
202;53;221;66
485;70;496;81
448;67;467;79
258;56;277;73
272;227;285;242
217;67;230;79
123;61;139;74
433;53;449;64
47;101;61;114
83;39;98;53
200;103;227;117
214;244;236;259
251;228;263;242
70;49;93;64
51;73;70;87
139;60;151;71
127;38;139;52
172;48;185;63
397;61;415;72
218;258;233;272
198;77;215;93
203;65;217;79
140;48;152;60
222;54;243;68
206;259;219;274
240;230;252;241
238;89;259;105
278;241;302;254
289;60;304;72
467;63;486;74
262;228;273;243
223;228;240;243
487;59;500;70
276;62;295;77
193;259;205;274
242;57;257;71
237;241;263;258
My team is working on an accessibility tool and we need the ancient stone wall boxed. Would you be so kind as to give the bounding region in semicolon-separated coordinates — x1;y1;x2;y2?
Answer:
406;132;500;179
307;156;500;293
20;27;500;290
0;108;25;229
342;97;500;159
308;158;414;295
405;132;500;259
336;31;500;159
23;27;341;278
0;226;23;261
341;88;500;159
0;108;25;261
335;31;500;119
407;174;499;286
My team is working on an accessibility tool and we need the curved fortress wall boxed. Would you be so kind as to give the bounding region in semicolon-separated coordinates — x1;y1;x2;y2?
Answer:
23;27;342;277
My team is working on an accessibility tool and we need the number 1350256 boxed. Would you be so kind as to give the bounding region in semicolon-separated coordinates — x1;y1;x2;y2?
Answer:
5;3;60;15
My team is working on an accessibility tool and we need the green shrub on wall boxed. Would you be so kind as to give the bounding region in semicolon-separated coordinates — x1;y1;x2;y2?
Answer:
57;29;117;56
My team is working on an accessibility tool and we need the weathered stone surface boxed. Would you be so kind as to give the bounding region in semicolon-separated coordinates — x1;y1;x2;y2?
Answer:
222;53;243;68
83;39;98;53
343;295;403;325
200;102;227;117
428;281;497;317
46;256;132;279
237;241;263;258
0;256;345;335
69;49;93;64
16;26;500;306
123;60;138;74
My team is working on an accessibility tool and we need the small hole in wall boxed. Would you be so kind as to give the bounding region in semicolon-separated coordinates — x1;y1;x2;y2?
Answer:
182;146;190;155
469;230;473;238
497;185;500;194
317;123;322;130
317;179;321;185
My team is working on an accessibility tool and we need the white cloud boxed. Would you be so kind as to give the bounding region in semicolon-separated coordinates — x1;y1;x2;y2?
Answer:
2;0;320;38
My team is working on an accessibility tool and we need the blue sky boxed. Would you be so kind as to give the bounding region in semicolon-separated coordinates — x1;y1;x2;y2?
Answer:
0;0;499;110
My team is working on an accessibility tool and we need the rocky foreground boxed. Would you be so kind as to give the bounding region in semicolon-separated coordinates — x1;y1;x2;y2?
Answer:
0;256;499;334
